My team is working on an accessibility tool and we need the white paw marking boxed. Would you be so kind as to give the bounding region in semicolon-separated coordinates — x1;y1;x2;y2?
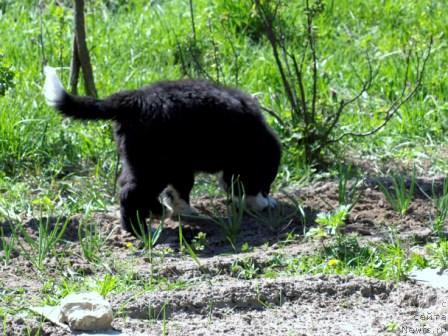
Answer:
266;196;277;208
161;186;198;217
245;193;277;211
43;66;64;106
217;171;228;191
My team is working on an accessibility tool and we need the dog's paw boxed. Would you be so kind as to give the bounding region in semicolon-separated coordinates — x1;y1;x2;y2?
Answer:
245;193;277;212
160;186;198;217
266;196;277;209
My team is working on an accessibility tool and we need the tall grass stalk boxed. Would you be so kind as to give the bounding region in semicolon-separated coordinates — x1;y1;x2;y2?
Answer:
210;178;245;250
378;168;416;216
16;216;69;271
0;227;15;265
178;221;200;266
337;164;363;211
431;179;448;237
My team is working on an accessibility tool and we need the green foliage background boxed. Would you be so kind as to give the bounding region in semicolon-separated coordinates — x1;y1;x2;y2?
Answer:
0;0;447;218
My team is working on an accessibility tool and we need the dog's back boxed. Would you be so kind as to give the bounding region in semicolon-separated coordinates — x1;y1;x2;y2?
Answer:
112;80;279;173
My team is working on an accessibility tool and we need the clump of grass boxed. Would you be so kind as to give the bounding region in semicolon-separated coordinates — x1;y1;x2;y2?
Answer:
425;239;448;269
132;214;164;263
0;54;15;96
431;179;448;237
378;168;416;216
280;234;422;281
96;274;117;297
230;257;260;280
0;226;16;265
16;215;69;271
78;214;114;264
178;221;200;266
210;178;245;250
336;163;363;210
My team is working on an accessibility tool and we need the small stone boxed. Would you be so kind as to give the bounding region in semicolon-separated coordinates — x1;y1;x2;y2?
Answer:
360;285;372;298
59;292;113;331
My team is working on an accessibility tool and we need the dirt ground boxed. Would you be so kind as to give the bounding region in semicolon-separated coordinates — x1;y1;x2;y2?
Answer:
1;178;447;335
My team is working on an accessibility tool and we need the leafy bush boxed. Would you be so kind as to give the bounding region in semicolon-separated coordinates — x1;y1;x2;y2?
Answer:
253;0;432;166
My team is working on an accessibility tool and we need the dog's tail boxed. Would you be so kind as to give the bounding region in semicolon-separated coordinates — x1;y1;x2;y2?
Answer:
43;66;118;120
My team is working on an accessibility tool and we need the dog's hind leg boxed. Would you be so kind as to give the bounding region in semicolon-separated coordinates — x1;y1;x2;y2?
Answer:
119;180;165;237
161;171;198;217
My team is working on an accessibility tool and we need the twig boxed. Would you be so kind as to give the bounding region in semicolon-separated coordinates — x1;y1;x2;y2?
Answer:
261;106;286;126
305;0;318;124
189;0;197;43
254;0;299;114
326;37;433;144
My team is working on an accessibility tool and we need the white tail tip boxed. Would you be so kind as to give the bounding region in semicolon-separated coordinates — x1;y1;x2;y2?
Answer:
43;66;64;107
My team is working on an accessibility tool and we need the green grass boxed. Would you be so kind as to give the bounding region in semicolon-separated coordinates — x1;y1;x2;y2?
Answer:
0;0;447;218
378;168;416;216
1;1;448;327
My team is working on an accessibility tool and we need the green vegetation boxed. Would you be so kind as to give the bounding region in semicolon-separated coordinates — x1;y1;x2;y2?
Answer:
378;168;416;216
0;0;446;214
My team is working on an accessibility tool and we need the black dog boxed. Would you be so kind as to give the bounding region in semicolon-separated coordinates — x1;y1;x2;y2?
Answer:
43;67;281;236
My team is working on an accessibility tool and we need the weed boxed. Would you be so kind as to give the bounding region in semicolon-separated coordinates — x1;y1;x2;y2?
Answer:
378;168;416;216
385;321;399;332
78;215;113;263
178;221;200;266
191;231;207;252
336;163;363;210
240;242;251;253
230;257;260;280
431;179;448;237
324;234;371;267
132;214;164;263
0;227;15;265
313;205;349;237
425;239;448;269
16;216;69;271
210;178;245;250
96;274;117;297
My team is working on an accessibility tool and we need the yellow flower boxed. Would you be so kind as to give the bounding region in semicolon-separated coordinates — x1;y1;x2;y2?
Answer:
126;242;134;249
327;259;340;267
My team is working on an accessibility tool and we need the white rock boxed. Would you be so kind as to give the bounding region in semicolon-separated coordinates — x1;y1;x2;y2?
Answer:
59;292;113;331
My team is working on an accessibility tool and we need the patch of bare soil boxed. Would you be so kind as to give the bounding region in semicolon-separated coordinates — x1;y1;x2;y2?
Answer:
112;275;447;336
0;178;444;335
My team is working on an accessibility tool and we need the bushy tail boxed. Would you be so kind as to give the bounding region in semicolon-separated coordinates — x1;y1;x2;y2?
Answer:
43;66;117;120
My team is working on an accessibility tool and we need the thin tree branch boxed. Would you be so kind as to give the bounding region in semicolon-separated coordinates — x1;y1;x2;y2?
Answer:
208;19;221;83
254;0;299;115
261;106;286;126
189;0;197;43
289;52;308;122
305;0;318;124
221;22;240;86
326;37;433;145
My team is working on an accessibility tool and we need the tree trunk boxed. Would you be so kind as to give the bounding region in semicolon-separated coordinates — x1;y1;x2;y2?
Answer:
72;0;97;97
69;35;80;95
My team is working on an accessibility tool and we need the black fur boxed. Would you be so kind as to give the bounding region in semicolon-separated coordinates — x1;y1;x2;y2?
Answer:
50;79;281;236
